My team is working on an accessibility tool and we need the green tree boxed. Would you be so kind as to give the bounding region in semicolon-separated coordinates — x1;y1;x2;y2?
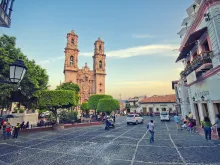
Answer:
56;82;80;105
97;98;120;114
88;94;113;114
81;102;89;114
0;34;49;112
36;90;76;123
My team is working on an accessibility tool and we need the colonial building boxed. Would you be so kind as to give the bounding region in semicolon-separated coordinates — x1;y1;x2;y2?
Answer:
172;80;191;117
174;0;220;124
0;0;15;28
64;30;106;103
139;95;177;115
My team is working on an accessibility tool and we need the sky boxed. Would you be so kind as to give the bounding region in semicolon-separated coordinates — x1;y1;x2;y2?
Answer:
0;0;193;99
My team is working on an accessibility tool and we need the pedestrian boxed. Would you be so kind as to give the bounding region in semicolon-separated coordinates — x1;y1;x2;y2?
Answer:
174;114;181;130
113;114;116;123
6;122;11;139
2;122;7;140
213;114;220;140
188;112;193;119
147;120;154;143
201;117;212;141
13;123;20;138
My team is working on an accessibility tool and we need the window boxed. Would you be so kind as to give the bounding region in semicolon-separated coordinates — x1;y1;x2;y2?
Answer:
162;108;166;111
99;45;102;51
99;83;102;87
99;89;102;92
156;108;159;112
169;108;172;112
99;61;102;69
71;39;74;44
203;40;210;51
85;76;88;81
70;56;74;65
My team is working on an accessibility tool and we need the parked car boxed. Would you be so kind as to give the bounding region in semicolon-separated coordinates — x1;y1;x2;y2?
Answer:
160;111;170;121
126;114;144;125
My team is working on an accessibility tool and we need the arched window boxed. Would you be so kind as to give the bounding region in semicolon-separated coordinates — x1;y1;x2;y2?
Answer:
99;45;102;51
70;56;74;65
71;39;74;44
85;76;88;81
99;61;102;69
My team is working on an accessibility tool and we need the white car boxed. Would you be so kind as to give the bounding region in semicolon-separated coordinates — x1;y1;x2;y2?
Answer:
160;112;170;121
126;114;144;125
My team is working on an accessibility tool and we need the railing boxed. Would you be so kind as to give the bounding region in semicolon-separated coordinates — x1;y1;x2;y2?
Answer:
180;51;213;79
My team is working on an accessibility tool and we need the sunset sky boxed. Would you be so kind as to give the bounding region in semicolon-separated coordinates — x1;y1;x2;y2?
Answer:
0;0;193;99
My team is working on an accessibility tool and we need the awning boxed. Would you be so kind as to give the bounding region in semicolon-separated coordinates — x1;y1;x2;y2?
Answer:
176;27;207;62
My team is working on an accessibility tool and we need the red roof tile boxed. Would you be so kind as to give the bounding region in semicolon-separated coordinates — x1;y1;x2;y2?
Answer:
139;94;176;103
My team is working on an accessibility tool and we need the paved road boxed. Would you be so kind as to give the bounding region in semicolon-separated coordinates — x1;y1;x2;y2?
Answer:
0;116;220;165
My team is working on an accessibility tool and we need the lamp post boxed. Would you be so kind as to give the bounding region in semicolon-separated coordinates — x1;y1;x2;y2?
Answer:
0;59;27;84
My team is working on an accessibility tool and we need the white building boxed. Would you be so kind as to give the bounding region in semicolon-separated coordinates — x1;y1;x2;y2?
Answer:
172;80;191;117
175;0;220;125
139;95;177;115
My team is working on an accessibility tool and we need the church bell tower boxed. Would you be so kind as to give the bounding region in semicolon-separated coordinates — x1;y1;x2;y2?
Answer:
93;37;106;94
64;30;79;83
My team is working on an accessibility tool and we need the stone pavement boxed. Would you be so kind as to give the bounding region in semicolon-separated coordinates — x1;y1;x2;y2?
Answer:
0;116;220;165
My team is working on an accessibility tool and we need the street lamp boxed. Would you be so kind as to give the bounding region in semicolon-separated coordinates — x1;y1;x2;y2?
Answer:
0;59;27;84
192;97;195;101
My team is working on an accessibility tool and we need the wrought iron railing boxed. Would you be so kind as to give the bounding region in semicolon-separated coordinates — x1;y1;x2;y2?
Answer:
180;51;213;79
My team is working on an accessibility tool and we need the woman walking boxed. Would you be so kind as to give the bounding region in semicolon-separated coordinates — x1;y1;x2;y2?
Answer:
201;117;212;141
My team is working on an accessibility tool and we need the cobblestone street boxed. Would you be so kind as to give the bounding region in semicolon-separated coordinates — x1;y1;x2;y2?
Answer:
0;116;220;165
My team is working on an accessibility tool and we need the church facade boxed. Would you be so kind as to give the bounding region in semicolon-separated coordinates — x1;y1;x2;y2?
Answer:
64;30;106;103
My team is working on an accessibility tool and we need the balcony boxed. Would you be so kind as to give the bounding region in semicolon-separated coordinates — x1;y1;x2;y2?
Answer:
180;51;213;79
0;0;14;28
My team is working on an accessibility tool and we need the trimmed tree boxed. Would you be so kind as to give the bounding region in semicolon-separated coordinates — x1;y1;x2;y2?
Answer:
97;98;120;114
88;94;113;114
56;82;80;106
81;102;89;114
36;90;76;123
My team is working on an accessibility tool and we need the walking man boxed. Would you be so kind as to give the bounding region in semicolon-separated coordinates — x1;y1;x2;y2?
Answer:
174;114;181;130
147;120;155;143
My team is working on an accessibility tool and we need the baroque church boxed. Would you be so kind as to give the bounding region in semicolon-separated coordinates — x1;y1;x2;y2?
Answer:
63;30;106;103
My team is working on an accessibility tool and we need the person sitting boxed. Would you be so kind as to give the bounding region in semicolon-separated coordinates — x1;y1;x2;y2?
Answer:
20;121;25;130
24;122;29;129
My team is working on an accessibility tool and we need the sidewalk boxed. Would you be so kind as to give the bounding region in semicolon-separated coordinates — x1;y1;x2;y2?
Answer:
19;122;102;134
196;126;219;140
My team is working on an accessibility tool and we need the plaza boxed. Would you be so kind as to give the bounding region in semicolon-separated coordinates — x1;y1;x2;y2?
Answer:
0;116;220;165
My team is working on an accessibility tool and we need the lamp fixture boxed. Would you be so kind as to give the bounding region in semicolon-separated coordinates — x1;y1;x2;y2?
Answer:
201;96;205;101
192;97;195;101
204;13;211;22
0;59;27;84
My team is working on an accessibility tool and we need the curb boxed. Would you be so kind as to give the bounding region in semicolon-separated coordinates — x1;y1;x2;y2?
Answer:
19;122;103;134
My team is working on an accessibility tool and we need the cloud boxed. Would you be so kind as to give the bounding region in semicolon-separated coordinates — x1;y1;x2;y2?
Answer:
39;44;179;64
132;34;155;39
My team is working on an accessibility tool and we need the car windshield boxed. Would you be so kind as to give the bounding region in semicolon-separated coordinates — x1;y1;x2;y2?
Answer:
127;115;134;117
161;112;168;115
